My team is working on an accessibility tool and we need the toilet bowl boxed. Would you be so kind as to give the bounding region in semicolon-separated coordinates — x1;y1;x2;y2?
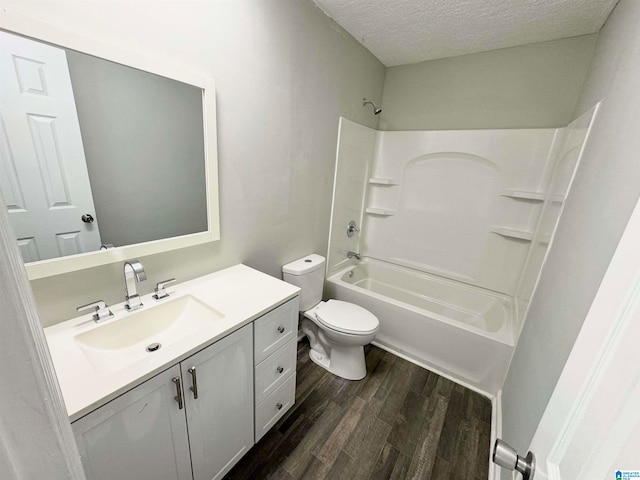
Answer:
301;299;378;380
282;254;379;381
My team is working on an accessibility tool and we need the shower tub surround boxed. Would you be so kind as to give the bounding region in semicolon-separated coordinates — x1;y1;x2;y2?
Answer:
327;113;596;395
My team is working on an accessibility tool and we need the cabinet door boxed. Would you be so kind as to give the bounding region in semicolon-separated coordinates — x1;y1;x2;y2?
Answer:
181;323;254;480
72;365;192;480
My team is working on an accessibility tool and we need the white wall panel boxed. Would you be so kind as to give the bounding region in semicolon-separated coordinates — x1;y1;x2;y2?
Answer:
327;118;376;276
363;128;558;295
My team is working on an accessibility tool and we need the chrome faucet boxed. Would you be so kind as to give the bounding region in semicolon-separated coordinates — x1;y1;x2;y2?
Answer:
347;251;361;261
124;259;147;311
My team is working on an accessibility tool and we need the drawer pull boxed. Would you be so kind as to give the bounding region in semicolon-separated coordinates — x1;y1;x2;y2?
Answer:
277;325;285;334
277;366;284;374
276;402;283;410
172;377;183;410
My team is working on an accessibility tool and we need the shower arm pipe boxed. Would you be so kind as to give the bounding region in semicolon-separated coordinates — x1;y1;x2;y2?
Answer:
362;97;382;115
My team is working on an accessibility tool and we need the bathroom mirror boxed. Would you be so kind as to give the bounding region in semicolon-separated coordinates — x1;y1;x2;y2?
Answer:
0;13;219;279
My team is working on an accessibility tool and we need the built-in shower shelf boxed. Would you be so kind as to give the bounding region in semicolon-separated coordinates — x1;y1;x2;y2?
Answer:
491;227;533;241
365;207;396;216
500;190;545;201
368;178;399;186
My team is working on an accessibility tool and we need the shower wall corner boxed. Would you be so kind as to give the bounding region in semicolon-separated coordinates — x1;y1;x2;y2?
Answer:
326;117;377;277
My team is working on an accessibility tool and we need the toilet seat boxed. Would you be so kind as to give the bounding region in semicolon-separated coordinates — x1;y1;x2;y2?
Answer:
315;300;379;335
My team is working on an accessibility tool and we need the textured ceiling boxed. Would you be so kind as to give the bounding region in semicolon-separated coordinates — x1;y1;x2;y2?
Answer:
313;0;618;66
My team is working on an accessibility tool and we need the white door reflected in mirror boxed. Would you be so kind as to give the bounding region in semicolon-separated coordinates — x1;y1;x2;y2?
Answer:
0;12;220;280
0;31;102;261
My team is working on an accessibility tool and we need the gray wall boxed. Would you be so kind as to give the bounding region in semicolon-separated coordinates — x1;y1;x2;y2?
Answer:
66;50;207;247
501;0;640;462
378;35;597;130
3;0;385;326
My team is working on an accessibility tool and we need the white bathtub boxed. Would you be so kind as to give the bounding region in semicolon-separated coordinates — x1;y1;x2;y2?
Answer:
325;258;514;395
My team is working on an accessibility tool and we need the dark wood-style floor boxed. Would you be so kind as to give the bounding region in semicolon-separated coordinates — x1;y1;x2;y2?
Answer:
225;340;492;480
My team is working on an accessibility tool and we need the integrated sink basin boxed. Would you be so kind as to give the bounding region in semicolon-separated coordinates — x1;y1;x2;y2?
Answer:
74;294;224;375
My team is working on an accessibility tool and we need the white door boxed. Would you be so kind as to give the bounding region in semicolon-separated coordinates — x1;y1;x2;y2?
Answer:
181;323;254;480
72;365;193;480
0;30;101;262
524;195;640;479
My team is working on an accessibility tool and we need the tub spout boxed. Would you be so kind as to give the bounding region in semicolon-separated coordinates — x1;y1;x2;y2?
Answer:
347;251;361;261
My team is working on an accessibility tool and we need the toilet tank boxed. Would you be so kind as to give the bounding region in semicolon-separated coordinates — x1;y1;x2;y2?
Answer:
282;254;325;311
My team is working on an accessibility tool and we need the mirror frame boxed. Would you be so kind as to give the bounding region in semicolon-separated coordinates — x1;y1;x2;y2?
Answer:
0;9;220;280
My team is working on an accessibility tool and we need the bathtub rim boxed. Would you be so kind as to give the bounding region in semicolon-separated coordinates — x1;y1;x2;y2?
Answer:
327;258;515;347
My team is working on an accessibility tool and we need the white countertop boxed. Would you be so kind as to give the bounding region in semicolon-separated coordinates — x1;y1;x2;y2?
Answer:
44;264;299;422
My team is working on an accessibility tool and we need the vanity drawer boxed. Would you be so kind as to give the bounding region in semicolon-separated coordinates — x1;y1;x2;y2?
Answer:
255;372;296;442
254;297;298;364
255;338;297;405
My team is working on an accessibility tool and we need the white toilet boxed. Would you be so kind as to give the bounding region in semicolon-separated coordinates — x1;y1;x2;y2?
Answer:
282;254;379;380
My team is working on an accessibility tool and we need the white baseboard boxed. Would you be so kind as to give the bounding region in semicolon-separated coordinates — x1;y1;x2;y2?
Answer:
490;389;503;480
371;339;493;399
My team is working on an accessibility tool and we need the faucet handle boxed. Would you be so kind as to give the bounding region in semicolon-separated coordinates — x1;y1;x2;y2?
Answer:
347;220;360;238
77;300;114;323
153;278;176;300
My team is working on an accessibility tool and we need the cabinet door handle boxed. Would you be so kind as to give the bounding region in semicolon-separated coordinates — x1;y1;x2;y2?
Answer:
188;366;198;400
277;366;284;374
277;325;285;334
172;377;183;410
276;402;283;410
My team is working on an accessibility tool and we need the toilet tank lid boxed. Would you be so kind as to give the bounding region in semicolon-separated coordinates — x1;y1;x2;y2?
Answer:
282;254;326;275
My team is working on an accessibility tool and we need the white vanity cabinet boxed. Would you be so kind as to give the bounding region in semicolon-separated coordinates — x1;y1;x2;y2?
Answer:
72;323;253;480
181;323;253;480
72;364;193;480
253;297;299;441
